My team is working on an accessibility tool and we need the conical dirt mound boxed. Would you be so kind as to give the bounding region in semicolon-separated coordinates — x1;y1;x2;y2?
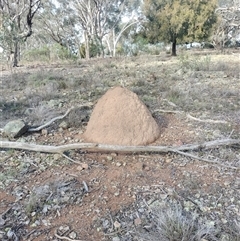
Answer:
83;86;160;146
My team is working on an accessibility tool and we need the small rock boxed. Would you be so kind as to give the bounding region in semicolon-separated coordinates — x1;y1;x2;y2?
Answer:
3;119;28;138
69;231;77;239
106;156;113;161
102;219;109;228
160;194;168;200
42;219;51;226
82;163;89;169
116;162;122;167
0;217;5;226
77;165;83;171
136;162;143;170
42;129;48;135
112;237;120;241
165;158;172;163
134;217;142;226
114;221;121;229
58;225;70;234
59;121;68;129
53;154;61;161
144;166;150;171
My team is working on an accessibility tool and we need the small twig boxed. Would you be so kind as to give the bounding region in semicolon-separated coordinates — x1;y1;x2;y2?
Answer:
153;109;229;124
228;129;234;138
153;109;183;114
28;107;75;132
54;230;83;241
61;153;82;164
82;181;89;192
28;103;93;132
186;114;229;124
173;150;239;170
107;210;114;232
104;228;125;236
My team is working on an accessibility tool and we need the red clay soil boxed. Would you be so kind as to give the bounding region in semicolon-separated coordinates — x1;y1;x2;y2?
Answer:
83;86;160;146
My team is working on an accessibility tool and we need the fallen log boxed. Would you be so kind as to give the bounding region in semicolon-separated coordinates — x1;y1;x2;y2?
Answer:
0;138;239;154
1;139;239;170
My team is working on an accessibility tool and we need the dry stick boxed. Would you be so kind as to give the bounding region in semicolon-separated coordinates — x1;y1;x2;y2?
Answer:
28;107;75;132
173;150;238;170
186;114;229;124
61;153;83;165
0;139;239;169
153;109;229;124
28;103;93;132
54;231;83;241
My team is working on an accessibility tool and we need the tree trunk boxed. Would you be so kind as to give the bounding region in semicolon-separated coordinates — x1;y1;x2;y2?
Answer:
13;41;19;67
84;31;90;59
171;38;177;56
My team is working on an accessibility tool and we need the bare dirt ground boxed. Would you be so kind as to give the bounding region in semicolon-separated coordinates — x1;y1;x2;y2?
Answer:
0;50;240;241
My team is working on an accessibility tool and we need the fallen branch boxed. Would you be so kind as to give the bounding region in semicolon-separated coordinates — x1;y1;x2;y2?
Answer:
28;107;74;132
186;114;229;124
1;139;239;154
54;230;83;241
153;109;229;124
0;139;239;169
28;103;93;132
174;150;238;170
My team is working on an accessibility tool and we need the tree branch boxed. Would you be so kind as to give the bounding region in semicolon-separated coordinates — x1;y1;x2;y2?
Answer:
0;139;239;170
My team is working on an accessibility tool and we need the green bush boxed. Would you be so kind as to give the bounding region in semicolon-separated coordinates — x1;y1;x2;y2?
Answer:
23;46;50;62
178;53;211;71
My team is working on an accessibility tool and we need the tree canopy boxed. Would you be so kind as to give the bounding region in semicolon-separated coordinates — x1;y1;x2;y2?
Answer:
142;0;218;55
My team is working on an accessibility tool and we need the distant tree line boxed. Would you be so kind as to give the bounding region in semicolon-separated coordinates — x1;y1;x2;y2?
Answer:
0;0;239;65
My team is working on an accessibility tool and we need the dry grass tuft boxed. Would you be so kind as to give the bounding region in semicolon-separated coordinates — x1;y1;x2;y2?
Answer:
137;203;218;241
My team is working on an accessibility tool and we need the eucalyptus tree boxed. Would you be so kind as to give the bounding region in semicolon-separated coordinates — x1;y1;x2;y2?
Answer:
72;0;142;58
213;0;240;48
104;0;142;57
0;0;42;66
37;0;79;53
142;0;218;56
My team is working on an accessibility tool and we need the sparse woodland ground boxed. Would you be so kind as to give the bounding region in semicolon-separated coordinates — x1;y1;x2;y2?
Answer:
0;49;240;241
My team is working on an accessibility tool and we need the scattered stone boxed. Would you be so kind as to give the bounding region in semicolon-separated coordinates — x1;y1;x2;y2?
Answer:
42;219;51;226
82;163;89;169
59;121;68;129
84;86;160;145
116;162;122;167
144;165;150;171
77;165;83;171
114;192;120;196
165;158;172;163
3;119;28;138
114;221;121;229
59;225;70;233
0;217;5;226
53;154;61;161
134;217;142;226
69;231;77;239
112;237;120;241
41;129;48;136
106;156;113;161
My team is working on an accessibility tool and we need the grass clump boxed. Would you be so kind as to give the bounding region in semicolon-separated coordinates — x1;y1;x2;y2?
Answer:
178;53;211;72
137;203;218;241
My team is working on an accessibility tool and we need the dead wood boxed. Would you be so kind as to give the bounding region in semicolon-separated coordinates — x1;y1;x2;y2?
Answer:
1;139;239;154
153;109;229;124
0;139;239;170
28;103;93;132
